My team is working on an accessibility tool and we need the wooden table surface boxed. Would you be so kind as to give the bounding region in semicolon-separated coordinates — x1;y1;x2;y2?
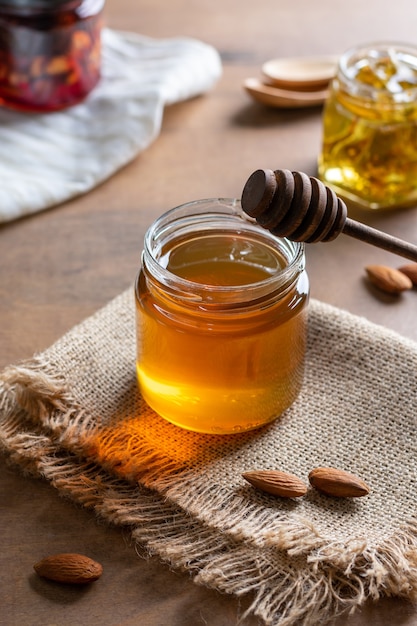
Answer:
1;1;417;624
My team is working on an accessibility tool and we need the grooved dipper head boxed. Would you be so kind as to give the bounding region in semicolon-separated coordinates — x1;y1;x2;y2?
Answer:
241;168;348;243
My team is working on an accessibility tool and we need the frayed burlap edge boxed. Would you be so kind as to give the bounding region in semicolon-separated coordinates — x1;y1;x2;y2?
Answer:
2;363;417;626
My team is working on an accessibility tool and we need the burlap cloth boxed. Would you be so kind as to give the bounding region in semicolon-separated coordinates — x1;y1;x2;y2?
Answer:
1;289;417;625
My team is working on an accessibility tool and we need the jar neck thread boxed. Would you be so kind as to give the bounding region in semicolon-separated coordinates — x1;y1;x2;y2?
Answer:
138;198;306;312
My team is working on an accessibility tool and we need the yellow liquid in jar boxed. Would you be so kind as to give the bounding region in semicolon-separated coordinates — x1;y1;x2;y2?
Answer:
319;49;417;209
135;232;308;434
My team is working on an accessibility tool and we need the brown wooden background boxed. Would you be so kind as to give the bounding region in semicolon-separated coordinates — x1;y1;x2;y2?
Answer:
2;1;417;624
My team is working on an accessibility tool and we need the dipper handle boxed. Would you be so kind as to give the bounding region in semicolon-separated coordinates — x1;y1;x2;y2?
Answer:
241;169;417;262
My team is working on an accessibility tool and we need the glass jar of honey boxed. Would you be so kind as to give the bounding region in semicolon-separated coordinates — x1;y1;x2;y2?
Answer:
319;42;417;210
135;199;309;435
0;0;104;112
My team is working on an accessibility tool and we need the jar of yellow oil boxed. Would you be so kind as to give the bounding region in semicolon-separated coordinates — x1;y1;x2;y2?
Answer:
135;198;309;434
319;42;417;210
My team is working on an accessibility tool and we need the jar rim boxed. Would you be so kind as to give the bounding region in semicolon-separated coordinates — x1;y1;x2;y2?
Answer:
140;198;305;306
337;41;417;103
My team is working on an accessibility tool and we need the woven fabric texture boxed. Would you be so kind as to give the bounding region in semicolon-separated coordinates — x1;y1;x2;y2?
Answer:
1;288;417;626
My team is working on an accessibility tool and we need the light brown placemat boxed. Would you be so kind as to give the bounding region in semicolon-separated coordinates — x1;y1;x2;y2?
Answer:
1;288;417;626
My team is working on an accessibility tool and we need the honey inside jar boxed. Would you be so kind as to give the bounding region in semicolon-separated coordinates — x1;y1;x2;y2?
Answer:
135;200;309;435
319;43;417;210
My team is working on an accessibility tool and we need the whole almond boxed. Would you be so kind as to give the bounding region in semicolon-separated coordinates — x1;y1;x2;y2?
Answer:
34;553;103;584
398;263;417;286
242;469;307;498
365;264;412;294
308;467;369;498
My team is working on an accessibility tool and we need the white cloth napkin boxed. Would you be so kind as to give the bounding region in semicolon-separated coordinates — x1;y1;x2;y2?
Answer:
0;29;222;223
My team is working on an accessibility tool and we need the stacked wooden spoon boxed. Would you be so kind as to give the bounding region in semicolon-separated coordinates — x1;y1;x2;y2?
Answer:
243;55;338;108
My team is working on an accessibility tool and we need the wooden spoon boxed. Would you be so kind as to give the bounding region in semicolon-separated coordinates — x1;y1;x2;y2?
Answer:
243;78;329;108
262;55;338;92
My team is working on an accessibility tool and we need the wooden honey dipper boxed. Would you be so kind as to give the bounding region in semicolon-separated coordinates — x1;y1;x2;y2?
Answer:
241;169;417;262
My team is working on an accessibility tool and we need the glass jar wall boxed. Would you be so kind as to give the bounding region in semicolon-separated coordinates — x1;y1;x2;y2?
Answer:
0;0;104;112
135;199;309;434
319;42;417;210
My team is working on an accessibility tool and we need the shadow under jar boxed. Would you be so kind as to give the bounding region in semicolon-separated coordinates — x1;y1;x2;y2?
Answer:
0;0;104;112
135;199;309;435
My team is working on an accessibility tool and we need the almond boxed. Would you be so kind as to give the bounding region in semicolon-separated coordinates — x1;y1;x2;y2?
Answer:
365;264;412;294
34;553;103;584
308;467;369;498
242;469;307;498
398;263;417;286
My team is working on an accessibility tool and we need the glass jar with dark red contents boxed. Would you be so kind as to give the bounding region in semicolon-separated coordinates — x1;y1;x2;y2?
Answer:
0;0;104;113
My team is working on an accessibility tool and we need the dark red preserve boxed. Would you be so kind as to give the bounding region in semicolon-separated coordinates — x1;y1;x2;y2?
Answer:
0;0;104;112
